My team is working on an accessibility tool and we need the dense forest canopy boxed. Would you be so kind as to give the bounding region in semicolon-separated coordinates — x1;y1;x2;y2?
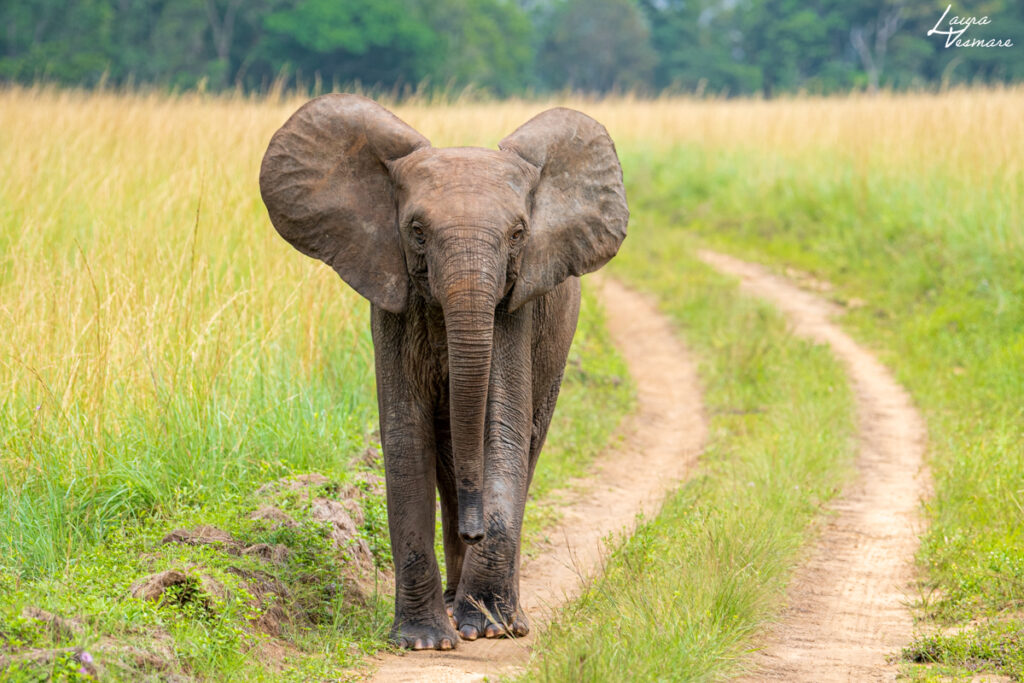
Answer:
1;0;1021;96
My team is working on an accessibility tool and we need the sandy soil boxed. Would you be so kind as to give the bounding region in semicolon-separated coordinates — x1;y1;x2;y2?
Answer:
370;277;708;682
699;250;929;682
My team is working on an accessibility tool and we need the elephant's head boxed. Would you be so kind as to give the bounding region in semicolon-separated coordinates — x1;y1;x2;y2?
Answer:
259;94;627;544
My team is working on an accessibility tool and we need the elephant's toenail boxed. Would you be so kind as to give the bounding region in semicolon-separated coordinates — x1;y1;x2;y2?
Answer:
439;638;454;650
459;626;478;641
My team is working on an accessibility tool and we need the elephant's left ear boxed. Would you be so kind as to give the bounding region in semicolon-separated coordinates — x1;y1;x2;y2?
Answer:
499;108;628;311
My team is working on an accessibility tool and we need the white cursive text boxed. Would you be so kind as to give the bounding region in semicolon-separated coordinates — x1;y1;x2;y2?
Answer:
927;5;1013;47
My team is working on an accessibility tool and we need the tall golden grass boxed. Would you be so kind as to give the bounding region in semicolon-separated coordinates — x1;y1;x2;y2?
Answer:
1;89;364;464
1;82;1021;518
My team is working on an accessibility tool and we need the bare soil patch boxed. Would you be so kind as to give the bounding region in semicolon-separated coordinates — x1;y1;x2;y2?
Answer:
699;250;929;682
370;277;708;682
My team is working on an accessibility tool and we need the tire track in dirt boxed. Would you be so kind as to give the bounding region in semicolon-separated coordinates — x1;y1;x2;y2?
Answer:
370;277;707;682
698;250;928;682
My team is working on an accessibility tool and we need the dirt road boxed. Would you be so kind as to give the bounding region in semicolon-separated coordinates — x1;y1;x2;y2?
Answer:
699;250;929;682
370;277;708;682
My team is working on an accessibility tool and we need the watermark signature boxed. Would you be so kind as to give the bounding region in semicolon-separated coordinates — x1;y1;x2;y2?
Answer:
927;5;1014;48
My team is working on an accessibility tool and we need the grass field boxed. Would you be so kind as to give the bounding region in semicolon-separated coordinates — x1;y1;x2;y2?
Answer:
2;85;1022;680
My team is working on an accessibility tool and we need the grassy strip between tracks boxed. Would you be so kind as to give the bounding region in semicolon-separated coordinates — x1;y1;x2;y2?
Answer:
523;219;858;681
619;137;1024;680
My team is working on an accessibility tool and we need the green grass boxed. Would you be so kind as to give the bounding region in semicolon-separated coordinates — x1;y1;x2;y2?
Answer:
523;212;857;680
620;141;1023;679
0;315;379;576
0;284;631;681
0;477;394;681
903;623;1024;680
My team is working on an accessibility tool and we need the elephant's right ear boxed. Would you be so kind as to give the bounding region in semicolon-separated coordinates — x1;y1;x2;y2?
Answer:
259;94;430;313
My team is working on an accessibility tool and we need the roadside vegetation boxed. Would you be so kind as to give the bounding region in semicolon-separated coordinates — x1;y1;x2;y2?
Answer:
606;87;1024;680
0;87;630;680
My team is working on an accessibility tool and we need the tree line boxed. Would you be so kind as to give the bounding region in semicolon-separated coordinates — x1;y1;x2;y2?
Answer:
2;0;1021;97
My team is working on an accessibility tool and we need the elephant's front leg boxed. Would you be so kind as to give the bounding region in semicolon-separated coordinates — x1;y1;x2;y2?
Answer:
453;306;533;640
372;308;456;651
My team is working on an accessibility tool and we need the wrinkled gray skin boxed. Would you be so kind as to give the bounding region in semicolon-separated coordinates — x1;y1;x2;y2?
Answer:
259;94;628;650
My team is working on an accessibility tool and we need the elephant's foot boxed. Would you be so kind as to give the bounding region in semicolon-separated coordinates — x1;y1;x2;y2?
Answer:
453;591;530;640
389;614;458;651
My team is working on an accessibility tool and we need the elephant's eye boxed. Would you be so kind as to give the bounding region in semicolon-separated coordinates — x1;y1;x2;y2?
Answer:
410;222;426;245
509;224;525;245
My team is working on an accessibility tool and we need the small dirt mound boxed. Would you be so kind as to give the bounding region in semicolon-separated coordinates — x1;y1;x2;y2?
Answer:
226;567;292;636
161;524;294;565
254;471;385;505
249;506;299;528
20;607;84;643
359;446;383;468
252;472;383;571
242;542;290;564
353;471;386;497
129;568;226;609
94;628;183;680
129;569;191;602
161;525;240;549
310;498;368;554
254;472;333;498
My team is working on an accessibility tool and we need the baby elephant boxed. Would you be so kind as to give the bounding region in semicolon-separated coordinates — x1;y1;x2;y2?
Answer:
259;94;628;650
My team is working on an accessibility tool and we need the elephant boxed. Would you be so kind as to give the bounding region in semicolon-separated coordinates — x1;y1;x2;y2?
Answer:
259;94;628;650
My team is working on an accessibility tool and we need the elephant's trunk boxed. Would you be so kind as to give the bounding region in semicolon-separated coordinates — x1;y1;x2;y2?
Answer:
442;259;499;546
